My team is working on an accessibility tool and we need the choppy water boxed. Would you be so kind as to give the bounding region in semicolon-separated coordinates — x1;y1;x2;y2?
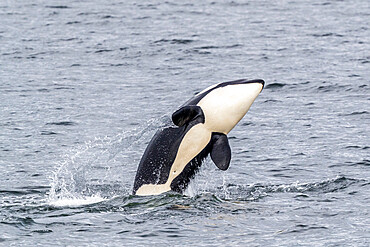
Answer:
1;0;369;246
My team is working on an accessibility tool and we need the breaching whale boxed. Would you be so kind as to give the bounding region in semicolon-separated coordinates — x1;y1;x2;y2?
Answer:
133;79;264;196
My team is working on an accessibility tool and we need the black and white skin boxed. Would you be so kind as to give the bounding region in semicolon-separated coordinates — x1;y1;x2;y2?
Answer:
133;79;265;196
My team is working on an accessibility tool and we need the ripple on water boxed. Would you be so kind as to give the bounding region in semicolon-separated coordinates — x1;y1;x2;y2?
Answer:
264;82;286;90
1;0;369;245
46;121;77;126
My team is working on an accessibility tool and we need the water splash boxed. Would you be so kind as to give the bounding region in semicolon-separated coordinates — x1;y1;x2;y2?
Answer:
48;115;170;206
183;159;219;197
49;195;107;207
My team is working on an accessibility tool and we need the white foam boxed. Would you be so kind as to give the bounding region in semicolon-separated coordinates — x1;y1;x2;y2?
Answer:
184;180;197;197
49;195;106;207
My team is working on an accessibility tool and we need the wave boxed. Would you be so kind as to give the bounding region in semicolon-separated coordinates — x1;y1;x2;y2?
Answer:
215;176;362;201
0;186;49;196
264;82;286;89
153;39;194;45
339;111;369;117
40;131;58;135
311;32;344;38
45;5;70;9
263;81;367;93
46;121;76;126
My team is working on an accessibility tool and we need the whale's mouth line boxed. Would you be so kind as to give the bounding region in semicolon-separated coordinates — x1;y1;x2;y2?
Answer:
218;78;265;90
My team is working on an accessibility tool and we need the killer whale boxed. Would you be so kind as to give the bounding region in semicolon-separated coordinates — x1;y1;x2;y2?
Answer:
133;79;264;196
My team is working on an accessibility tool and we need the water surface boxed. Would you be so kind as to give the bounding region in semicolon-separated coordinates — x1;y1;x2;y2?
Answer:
1;0;369;246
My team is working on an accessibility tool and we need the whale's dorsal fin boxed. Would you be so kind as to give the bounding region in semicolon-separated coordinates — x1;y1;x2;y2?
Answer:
172;105;205;127
210;133;231;170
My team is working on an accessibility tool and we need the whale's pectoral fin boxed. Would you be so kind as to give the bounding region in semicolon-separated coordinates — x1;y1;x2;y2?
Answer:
172;105;205;127
210;133;231;170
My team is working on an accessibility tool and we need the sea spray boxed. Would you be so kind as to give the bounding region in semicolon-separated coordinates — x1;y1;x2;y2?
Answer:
48;115;170;206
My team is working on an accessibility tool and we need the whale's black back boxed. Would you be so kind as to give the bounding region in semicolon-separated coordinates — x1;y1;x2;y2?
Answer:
183;79;265;106
133;126;185;194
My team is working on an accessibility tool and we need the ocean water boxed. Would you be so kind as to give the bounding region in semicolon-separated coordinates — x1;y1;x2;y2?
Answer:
1;0;369;246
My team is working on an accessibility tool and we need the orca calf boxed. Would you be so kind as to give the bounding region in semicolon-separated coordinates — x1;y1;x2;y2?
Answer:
133;79;264;196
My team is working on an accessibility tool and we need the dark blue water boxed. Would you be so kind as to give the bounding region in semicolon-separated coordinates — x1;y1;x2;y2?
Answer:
1;0;369;246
